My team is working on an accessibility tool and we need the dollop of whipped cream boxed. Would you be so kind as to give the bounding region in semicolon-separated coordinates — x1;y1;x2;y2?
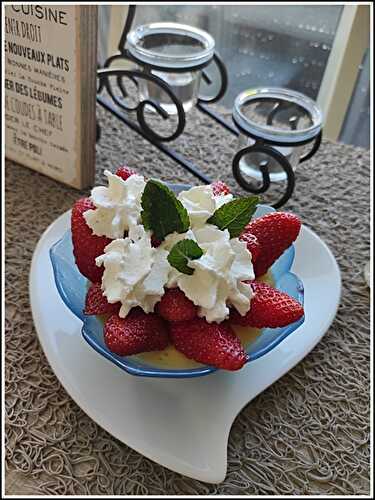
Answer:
96;225;170;318
161;224;254;323
84;170;146;239
178;185;233;228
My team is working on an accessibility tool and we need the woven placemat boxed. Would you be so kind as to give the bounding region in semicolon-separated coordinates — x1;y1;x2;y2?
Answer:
5;104;370;495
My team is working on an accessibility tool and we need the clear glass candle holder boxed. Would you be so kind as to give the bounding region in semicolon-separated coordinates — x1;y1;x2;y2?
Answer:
232;87;323;183
126;22;215;115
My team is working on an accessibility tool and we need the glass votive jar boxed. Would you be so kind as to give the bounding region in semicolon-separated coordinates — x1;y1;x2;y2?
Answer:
126;22;215;115
232;87;323;183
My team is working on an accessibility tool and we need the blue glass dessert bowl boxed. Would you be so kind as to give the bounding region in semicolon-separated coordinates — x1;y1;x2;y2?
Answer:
50;190;304;379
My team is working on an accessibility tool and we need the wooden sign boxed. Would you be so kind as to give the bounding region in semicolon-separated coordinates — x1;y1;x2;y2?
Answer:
4;5;98;189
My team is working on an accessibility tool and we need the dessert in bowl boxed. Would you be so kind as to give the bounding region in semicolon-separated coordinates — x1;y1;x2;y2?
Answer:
50;166;305;378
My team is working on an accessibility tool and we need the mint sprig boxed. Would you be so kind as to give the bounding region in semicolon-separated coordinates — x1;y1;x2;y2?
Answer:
141;180;190;241
207;196;259;238
167;239;203;275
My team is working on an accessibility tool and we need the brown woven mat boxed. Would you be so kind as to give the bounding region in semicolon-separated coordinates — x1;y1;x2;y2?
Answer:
5;104;370;495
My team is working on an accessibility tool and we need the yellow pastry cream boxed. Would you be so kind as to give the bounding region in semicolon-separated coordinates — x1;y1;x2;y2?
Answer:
132;271;274;369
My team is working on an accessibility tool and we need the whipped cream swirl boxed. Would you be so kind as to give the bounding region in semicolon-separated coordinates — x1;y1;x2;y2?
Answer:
161;225;254;323
84;170;146;239
96;225;170;318
177;185;233;228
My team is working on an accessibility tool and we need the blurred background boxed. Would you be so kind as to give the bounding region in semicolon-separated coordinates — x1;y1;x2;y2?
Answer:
98;4;370;149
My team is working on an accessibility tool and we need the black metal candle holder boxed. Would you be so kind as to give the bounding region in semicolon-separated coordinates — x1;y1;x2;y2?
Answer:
96;5;322;208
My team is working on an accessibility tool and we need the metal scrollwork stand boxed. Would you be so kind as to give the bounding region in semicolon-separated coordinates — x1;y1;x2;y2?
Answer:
231;102;322;208
96;5;321;207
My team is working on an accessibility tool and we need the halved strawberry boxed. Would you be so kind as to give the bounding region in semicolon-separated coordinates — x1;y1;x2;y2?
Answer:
244;212;301;277
156;288;197;322
170;318;248;370
104;309;169;356
71;198;112;283
84;283;120;316
230;281;304;328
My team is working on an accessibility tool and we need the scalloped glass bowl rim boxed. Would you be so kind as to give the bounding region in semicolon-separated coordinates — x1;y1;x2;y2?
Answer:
49;202;304;378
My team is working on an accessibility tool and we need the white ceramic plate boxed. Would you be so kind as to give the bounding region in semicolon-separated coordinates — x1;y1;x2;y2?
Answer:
30;211;341;483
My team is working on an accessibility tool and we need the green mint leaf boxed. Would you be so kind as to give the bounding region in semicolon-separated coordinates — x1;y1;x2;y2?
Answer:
167;239;203;275
207;196;259;238
141;180;190;241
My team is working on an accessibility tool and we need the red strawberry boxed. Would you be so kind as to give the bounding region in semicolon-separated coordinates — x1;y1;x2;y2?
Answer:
84;283;120;316
210;180;231;196
104;309;169;356
239;231;261;263
115;165;137;181
156;288;197;322
230;281;304;328
245;212;301;277
170;318;248;370
71;198;112;283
